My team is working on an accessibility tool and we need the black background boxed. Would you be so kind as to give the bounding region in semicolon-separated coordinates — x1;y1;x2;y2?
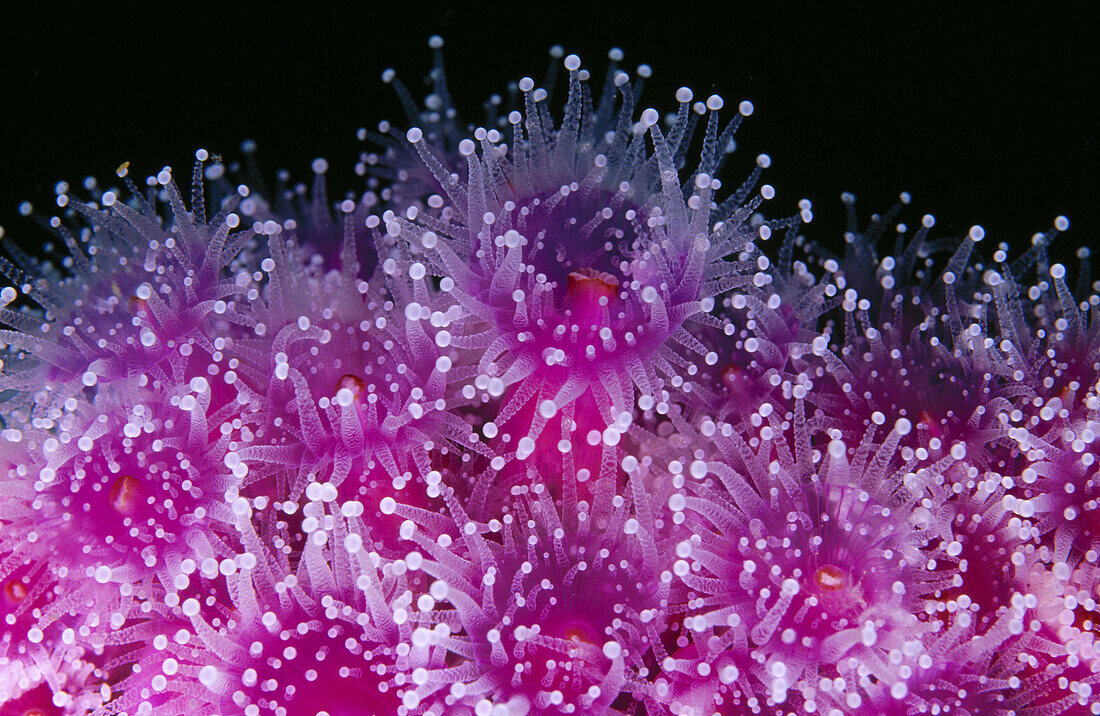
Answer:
0;2;1094;264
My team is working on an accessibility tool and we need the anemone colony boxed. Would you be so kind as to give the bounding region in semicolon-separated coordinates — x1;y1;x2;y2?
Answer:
0;39;1098;716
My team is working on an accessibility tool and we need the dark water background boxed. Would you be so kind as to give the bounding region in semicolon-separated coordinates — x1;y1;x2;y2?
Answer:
0;2;1094;266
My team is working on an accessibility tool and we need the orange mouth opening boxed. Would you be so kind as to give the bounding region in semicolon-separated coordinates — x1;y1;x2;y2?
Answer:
108;474;144;514
813;564;846;591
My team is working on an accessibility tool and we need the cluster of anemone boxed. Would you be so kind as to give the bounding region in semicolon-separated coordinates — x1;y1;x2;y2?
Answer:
1;39;1098;716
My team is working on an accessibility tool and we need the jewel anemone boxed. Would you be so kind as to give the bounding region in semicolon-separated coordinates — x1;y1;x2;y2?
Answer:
0;35;1096;716
380;52;798;445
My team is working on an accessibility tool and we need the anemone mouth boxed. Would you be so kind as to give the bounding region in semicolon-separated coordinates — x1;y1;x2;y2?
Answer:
0;560;53;641
534;608;610;655
497;609;617;711
802;563;872;622
33;419;219;570
295;343;371;402
329;371;397;429
281;317;440;441
812;564;847;592
566;267;620;311
336;373;367;400
503;188;646;327
800;502;905;614
2;577;30;604
107;474;145;515
720;364;748;392
559;619;603;647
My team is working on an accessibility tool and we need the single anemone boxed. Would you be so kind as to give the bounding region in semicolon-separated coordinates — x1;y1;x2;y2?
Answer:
222;212;488;547
0;153;252;419
391;475;665;714
382;52;793;439
681;207;826;428
807;207;1018;460
661;414;933;714
0;373;240;632
102;496;415;716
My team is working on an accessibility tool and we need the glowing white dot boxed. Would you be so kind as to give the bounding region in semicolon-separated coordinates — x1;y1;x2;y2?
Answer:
198;665;219;689
517;436;536;460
